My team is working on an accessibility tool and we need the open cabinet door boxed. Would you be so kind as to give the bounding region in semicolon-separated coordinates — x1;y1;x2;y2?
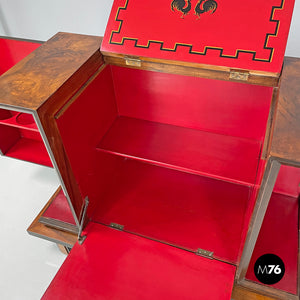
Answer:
42;222;236;299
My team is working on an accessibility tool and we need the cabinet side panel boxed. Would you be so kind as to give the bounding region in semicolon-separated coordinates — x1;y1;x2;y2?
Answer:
56;65;118;217
111;66;273;141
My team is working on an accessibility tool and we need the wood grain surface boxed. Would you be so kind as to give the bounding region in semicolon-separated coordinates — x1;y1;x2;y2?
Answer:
103;53;279;87
34;33;104;218
232;285;279;300
0;32;102;110
270;57;300;165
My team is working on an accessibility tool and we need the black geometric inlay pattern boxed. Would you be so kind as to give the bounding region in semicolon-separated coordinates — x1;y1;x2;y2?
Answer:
109;0;284;62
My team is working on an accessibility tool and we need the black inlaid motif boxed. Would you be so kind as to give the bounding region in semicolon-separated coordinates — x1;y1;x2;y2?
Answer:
171;0;192;18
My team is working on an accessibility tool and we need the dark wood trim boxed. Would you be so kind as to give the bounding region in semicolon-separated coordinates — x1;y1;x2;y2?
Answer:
102;52;280;87
232;284;279;300
235;280;299;300
270;57;300;163
262;87;280;159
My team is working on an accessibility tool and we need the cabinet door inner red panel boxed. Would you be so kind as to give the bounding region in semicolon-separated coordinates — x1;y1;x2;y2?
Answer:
102;0;295;73
42;222;236;300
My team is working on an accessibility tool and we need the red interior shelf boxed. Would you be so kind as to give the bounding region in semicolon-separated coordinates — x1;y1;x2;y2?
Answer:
0;110;38;132
97;116;261;185
42;222;236;300
0;109;52;167
5;137;52;167
246;192;299;295
92;157;251;264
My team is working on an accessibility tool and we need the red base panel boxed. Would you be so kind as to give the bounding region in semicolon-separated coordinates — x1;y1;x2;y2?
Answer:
42;222;236;300
97;116;261;185
92;157;251;264
246;193;299;295
5;137;52;167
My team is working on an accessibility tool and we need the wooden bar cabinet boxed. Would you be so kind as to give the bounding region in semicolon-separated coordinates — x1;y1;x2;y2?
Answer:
0;0;298;298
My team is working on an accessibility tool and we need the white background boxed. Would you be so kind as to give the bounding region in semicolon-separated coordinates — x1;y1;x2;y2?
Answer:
0;0;299;57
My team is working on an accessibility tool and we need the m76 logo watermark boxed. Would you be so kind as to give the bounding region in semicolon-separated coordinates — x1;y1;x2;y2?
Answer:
254;254;285;284
257;264;282;275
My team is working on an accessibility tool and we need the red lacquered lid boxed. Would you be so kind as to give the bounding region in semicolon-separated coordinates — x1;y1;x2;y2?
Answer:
101;0;295;73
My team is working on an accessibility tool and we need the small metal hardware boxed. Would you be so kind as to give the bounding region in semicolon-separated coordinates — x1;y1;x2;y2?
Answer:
110;222;124;231
229;70;249;81
125;57;142;67
78;197;89;245
196;248;214;259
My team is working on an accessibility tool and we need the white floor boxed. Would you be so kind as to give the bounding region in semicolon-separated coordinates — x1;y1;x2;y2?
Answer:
0;156;66;300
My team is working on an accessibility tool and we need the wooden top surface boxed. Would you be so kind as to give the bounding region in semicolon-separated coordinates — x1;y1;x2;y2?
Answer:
0;32;102;111
270;57;300;165
102;0;295;73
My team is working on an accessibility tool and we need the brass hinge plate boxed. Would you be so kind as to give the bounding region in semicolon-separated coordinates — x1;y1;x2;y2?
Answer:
196;248;214;259
230;70;249;81
110;222;124;231
125;56;142;67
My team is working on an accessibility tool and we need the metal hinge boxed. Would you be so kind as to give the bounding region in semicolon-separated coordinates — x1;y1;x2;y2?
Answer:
196;248;214;259
78;197;89;245
229;70;249;81
109;222;124;231
125;56;142;67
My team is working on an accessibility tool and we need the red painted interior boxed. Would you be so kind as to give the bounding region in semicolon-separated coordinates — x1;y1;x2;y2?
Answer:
102;0;295;73
57;65;272;265
246;192;299;295
42;189;76;226
0;109;38;132
0;38;41;75
91;157;251;264
97;115;262;185
273;165;300;197
42;222;236;300
0;39;51;167
56;66;118;210
0;109;52;167
111;66;273;141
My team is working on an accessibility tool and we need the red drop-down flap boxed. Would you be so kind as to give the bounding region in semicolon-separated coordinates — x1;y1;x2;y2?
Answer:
101;0;295;73
42;222;236;299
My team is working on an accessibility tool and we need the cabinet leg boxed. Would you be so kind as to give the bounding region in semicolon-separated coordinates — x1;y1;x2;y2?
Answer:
57;244;71;255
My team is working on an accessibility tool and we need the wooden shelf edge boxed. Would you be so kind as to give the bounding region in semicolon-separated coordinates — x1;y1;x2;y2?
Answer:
27;186;78;248
232;280;299;300
103;52;279;87
232;284;279;300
